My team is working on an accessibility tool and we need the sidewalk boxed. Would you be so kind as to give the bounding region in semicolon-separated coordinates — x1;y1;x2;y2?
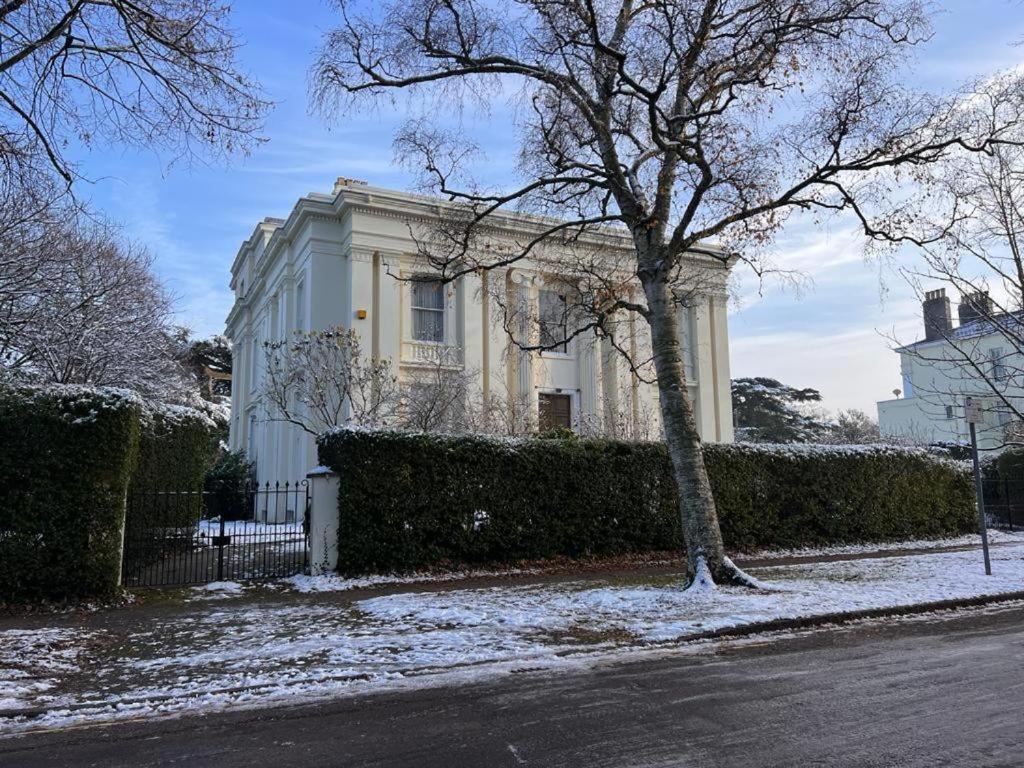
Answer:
3;533;1024;736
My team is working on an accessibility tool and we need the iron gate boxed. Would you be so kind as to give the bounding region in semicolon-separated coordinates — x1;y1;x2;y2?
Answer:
122;482;310;587
983;479;1024;530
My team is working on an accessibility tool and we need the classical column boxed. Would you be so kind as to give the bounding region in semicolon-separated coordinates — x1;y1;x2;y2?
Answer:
375;249;402;366
507;269;536;424
600;336;620;436
578;332;598;429
707;292;734;442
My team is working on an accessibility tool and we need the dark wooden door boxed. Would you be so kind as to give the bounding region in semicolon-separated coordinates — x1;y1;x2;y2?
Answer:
538;393;572;431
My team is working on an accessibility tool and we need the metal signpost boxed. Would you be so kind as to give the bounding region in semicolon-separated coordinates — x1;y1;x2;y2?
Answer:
965;397;992;576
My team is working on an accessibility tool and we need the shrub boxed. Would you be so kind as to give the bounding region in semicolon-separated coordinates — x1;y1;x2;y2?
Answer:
0;386;141;601
132;401;222;492
203;450;256;521
704;443;975;552
318;430;975;575
127;401;222;531
993;447;1024;481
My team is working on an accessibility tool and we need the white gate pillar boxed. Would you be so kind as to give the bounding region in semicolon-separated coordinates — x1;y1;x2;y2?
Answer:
306;466;340;575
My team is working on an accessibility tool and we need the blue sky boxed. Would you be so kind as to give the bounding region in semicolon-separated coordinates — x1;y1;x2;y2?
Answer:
70;1;1024;415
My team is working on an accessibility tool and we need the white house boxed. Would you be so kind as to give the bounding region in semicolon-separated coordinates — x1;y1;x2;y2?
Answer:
877;288;1022;451
226;178;736;483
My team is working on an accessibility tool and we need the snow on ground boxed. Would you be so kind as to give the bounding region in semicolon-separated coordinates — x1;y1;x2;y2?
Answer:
277;567;540;594
189;582;247;601
0;629;96;712
197;520;304;536
3;543;1024;735
738;528;1024;560
183;530;1021;598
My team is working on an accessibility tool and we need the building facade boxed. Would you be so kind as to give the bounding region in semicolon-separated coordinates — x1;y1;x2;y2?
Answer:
226;179;736;483
877;288;1022;451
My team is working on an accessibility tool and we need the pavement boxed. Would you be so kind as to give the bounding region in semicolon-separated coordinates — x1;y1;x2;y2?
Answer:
4;601;1024;767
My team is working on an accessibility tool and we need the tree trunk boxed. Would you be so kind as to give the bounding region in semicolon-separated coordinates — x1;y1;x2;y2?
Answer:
642;274;756;589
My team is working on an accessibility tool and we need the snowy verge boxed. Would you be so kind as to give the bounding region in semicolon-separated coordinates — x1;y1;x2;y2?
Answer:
181;531;1024;601
3;543;1024;735
734;528;1024;561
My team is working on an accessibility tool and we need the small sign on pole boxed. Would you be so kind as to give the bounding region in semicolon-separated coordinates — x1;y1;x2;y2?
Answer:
965;397;992;575
965;397;984;425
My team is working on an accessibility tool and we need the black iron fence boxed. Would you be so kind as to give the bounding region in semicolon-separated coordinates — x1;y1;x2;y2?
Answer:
122;482;309;587
982;479;1024;530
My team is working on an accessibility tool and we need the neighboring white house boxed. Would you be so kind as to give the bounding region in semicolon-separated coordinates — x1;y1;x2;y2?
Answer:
226;178;736;483
877;288;1022;451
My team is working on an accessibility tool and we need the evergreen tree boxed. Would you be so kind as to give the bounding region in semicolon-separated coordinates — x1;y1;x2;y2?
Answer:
731;378;826;443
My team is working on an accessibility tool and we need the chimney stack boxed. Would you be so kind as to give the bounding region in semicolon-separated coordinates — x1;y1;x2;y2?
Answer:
958;291;994;326
923;288;952;341
333;176;369;196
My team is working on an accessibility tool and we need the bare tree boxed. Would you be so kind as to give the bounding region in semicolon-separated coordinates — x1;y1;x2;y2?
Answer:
887;134;1024;449
0;0;267;188
2;219;192;399
398;348;477;433
260;327;400;436
0;174;73;368
313;0;1024;587
820;409;881;445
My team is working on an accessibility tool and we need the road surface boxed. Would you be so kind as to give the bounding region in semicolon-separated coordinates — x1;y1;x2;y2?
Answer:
5;604;1024;767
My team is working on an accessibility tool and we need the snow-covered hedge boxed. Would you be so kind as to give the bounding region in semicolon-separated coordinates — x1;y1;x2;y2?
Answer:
317;430;975;574
0;385;225;602
707;442;973;552
126;398;222;533
131;399;220;493
0;386;141;601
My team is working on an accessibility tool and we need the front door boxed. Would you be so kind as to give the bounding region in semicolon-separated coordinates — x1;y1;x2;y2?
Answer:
538;393;572;431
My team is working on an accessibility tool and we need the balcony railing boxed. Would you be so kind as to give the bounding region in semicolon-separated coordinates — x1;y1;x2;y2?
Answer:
401;341;464;368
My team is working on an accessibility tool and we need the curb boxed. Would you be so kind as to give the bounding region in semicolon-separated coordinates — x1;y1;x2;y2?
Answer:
659;589;1024;646
4;590;1024;726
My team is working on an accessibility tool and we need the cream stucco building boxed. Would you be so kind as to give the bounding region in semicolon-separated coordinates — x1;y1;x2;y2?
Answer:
877;288;1021;451
226;179;735;483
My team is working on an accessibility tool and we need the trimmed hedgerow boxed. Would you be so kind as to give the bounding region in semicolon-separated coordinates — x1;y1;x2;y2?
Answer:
704;443;975;552
317;430;975;575
203;450;255;521
0;386;141;601
128;402;220;523
132;402;220;492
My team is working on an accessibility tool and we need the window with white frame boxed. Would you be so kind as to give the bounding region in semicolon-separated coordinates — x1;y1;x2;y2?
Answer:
410;278;445;343
538;290;569;353
247;413;257;459
990;347;1008;381
901;374;914;398
295;281;306;331
249;336;259;391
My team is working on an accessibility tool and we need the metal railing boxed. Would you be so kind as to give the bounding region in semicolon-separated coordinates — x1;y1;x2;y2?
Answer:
122;481;309;587
982;479;1024;530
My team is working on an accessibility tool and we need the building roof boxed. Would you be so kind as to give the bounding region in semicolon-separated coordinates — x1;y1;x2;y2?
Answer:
901;309;1024;351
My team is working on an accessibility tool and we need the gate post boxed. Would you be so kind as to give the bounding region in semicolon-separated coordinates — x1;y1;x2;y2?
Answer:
306;466;340;575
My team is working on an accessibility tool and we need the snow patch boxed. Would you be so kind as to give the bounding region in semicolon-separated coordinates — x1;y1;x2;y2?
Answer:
5;544;1024;735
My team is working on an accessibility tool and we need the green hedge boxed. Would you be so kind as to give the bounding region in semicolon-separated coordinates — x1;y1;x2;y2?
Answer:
706;443;974;551
0;387;141;601
132;403;220;492
318;430;975;574
119;402;223;586
127;403;221;531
